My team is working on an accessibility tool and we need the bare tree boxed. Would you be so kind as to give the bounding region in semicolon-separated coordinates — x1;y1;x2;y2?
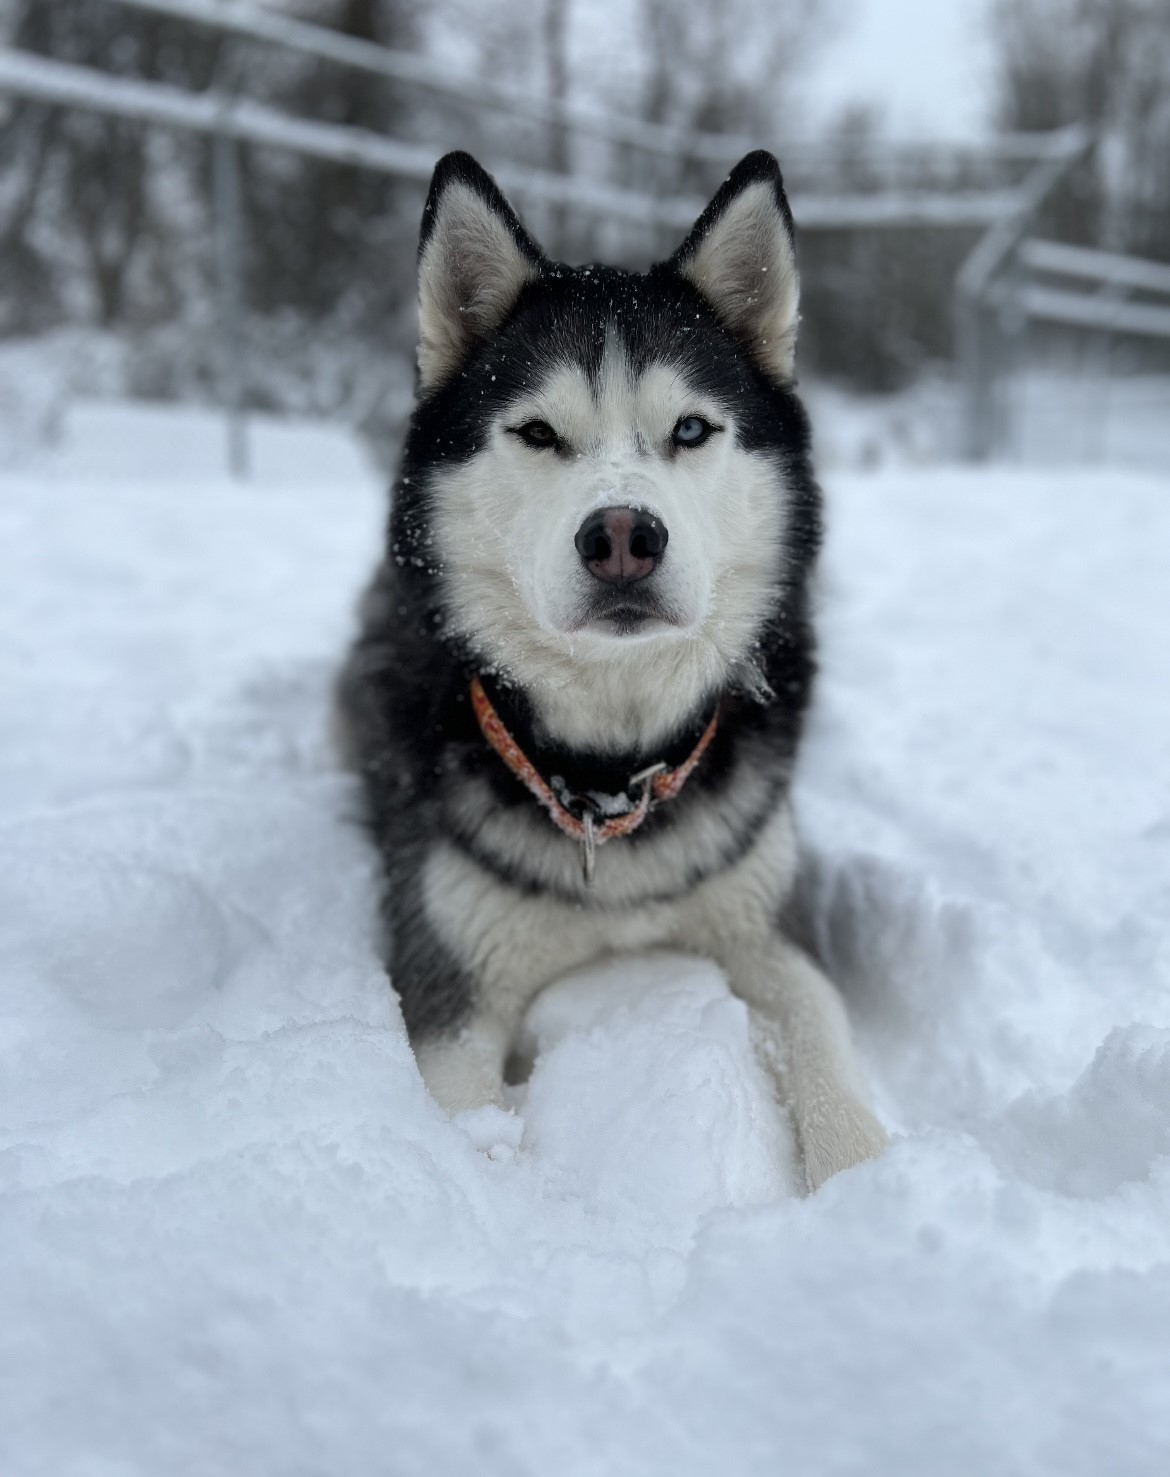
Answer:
991;0;1170;257
620;0;834;235
2;0;222;327
640;0;829;139
543;0;571;251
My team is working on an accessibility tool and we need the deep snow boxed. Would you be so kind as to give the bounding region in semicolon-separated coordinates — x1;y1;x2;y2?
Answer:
2;404;1169;1476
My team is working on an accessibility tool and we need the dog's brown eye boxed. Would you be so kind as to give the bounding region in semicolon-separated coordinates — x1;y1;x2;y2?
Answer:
513;420;559;449
673;416;715;447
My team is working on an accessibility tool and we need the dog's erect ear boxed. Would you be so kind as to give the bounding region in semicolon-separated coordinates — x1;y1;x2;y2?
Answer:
416;152;545;393
669;151;800;383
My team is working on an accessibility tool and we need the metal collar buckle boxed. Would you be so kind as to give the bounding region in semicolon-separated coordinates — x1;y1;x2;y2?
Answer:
577;761;668;886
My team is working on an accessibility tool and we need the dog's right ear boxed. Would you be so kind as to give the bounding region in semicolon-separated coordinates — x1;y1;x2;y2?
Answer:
416;152;545;394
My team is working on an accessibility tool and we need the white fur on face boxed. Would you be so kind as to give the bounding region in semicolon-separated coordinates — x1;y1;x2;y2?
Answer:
430;332;791;752
677;181;800;383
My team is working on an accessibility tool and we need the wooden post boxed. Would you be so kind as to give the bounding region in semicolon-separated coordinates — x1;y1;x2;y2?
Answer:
954;126;1091;462
213;104;248;479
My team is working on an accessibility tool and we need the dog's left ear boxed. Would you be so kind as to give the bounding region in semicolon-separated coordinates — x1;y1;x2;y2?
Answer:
669;151;800;383
417;152;546;394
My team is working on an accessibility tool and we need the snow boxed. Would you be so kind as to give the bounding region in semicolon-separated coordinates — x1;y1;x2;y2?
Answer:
50;398;374;486
2;401;1170;1474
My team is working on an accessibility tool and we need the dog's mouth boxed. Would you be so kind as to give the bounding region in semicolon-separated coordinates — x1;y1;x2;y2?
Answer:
568;584;683;637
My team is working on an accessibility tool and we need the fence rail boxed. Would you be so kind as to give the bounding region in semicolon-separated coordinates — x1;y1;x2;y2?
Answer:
1006;235;1170;339
1005;285;1170;338
103;0;1075;171
963;228;1170;460
0;48;1030;233
1017;239;1170;298
105;0;762;165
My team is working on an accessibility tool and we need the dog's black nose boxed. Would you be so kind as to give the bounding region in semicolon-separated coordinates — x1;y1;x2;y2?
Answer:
574;507;668;585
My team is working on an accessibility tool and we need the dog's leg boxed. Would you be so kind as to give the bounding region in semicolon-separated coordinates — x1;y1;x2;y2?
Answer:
412;1006;518;1117
383;851;522;1118
725;933;887;1192
404;841;613;1120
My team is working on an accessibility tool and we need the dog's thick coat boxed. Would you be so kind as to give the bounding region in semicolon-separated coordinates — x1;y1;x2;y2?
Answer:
339;150;886;1190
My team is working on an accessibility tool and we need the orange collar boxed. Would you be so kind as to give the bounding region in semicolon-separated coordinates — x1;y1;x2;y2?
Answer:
469;675;719;885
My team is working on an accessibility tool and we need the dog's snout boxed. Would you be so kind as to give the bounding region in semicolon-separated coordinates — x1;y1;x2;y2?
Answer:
574;507;668;585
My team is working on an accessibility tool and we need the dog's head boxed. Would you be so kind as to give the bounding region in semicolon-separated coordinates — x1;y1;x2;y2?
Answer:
400;150;817;745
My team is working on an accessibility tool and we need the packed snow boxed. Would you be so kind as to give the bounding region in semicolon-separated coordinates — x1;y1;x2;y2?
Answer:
2;399;1169;1475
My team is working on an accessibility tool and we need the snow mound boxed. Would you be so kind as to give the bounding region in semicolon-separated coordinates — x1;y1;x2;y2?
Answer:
986;1026;1170;1198
521;954;798;1226
1;414;1169;1473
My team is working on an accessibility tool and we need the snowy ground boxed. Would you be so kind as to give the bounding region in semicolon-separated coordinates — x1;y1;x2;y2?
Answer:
2;400;1169;1475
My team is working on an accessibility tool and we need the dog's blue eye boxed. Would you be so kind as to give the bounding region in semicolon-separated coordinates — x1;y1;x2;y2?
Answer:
673;416;713;447
513;420;559;449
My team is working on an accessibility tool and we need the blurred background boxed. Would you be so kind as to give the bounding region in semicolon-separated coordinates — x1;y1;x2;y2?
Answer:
0;0;1167;474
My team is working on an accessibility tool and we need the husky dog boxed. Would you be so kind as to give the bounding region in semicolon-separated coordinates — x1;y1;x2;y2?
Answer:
338;149;886;1190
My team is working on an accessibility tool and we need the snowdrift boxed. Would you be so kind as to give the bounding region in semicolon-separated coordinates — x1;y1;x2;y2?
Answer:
2;416;1169;1475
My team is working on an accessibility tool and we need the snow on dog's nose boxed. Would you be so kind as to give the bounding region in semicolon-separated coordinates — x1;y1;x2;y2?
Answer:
574;507;668;586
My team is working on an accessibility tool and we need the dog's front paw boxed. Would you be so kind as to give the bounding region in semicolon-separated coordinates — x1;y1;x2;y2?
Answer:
454;1104;525;1162
801;1101;888;1193
414;1034;506;1118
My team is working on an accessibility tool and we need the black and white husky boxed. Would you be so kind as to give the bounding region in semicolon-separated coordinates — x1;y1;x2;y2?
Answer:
339;149;887;1190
